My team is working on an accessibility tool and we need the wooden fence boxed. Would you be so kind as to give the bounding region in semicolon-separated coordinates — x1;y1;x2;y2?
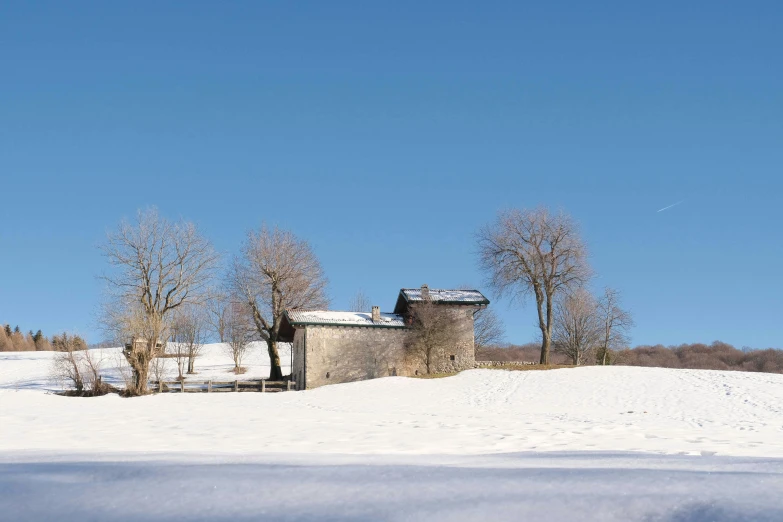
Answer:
149;379;296;393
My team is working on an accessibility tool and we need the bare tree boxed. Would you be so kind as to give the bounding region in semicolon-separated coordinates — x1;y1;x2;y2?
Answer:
595;287;634;365
51;335;108;395
204;288;230;343
457;284;504;350
223;300;254;373
478;207;592;365
404;299;461;374
552;288;601;366
51;332;87;351
52;347;85;393
229;225;329;380
348;290;371;312
0;327;11;351
150;347;168;388
99;208;219;395
473;307;505;350
170;336;188;381
171;305;207;377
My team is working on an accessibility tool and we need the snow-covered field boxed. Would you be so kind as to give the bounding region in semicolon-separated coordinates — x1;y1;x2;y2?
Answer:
0;342;292;392
2;344;783;521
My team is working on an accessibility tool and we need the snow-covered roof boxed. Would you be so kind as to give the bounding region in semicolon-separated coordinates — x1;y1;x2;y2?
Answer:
400;288;489;305
285;310;406;328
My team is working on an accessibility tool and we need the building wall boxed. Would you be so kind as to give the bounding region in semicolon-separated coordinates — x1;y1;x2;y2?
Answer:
294;304;479;389
292;331;306;390
295;326;407;389
415;305;477;374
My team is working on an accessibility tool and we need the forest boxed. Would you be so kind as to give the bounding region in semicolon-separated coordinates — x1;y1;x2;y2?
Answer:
477;341;783;374
0;325;87;352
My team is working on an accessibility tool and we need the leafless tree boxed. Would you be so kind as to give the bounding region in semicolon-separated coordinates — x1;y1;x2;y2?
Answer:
457;284;505;350
171;306;206;374
595;287;634;365
0;328;11;352
51;335;108;395
348;290;371;312
171;305;207;377
552;288;601;366
404;299;461;374
223;300;254;373
51;332;87;351
204;288;231;343
99;208;219;395
52;347;86;393
229;225;329;380
478;207;592;364
473;307;505;350
169;338;188;381
150;347;168;388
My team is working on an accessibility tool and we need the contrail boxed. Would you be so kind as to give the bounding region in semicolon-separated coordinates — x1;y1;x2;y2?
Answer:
657;200;684;213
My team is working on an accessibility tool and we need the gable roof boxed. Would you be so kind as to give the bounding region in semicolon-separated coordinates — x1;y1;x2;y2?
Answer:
284;310;406;328
393;288;490;314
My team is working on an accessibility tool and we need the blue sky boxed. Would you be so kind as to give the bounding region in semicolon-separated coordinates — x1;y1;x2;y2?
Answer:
1;1;781;347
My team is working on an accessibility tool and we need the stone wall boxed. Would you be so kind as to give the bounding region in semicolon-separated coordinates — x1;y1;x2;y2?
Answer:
296;326;409;389
474;360;538;368
417;306;476;374
292;331;306;390
294;304;480;389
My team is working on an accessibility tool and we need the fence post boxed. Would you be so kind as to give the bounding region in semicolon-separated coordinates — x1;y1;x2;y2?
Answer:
261;380;265;393
180;380;185;393
207;380;212;393
234;380;238;392
287;380;292;391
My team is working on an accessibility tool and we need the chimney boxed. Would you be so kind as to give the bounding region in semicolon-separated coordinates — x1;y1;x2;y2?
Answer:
371;305;380;322
421;284;430;300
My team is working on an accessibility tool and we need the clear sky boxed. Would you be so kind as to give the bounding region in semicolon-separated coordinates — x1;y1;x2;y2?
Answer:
1;1;781;348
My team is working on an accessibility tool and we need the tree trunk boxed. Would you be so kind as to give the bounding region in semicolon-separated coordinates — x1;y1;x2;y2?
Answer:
535;290;550;365
125;341;154;396
540;332;551;365
600;324;611;365
130;358;150;395
187;356;195;374
267;339;284;380
541;292;554;365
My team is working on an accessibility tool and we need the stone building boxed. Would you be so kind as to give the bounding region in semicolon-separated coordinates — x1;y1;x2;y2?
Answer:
278;285;489;389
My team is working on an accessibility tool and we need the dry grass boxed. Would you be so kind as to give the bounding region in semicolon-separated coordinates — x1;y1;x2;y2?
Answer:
486;364;576;371
412;372;459;379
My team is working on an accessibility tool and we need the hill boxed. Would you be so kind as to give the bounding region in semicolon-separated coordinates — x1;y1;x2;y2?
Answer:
2;344;782;458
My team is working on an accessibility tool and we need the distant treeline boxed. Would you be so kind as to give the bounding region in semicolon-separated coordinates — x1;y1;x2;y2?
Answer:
0;324;87;352
477;341;783;374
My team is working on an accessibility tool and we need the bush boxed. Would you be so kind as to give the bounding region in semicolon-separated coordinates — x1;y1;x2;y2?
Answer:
51;338;113;396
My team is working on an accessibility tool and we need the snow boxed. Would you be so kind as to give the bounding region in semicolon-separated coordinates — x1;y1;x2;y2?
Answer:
3;453;782;522
286;310;405;327
0;342;292;392
401;287;488;303
2;344;783;521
